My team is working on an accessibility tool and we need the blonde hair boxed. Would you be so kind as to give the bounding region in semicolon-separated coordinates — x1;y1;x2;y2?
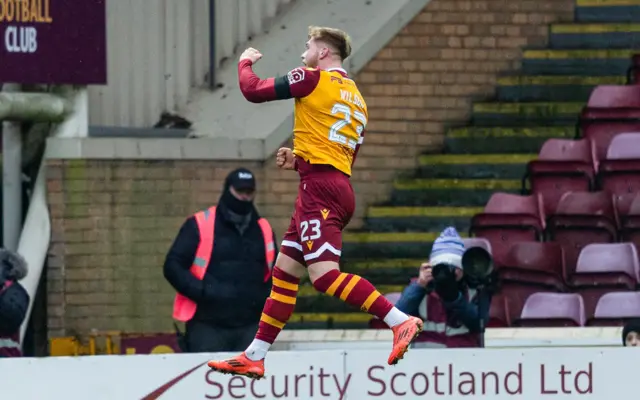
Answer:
308;26;352;61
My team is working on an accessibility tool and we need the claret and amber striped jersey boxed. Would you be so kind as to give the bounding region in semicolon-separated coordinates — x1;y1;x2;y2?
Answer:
237;61;368;176
287;67;367;176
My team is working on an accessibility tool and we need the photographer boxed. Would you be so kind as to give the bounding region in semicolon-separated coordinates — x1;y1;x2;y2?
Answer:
395;227;492;348
0;249;30;357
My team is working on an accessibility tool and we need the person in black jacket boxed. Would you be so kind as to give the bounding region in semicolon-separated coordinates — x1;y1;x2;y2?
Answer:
164;168;277;353
623;319;640;347
0;249;30;357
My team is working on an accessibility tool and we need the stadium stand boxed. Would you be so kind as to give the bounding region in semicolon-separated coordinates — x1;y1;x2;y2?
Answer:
23;0;640;356
356;1;640;331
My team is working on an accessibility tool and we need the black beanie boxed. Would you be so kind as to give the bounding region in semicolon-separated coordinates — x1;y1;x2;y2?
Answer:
622;319;640;346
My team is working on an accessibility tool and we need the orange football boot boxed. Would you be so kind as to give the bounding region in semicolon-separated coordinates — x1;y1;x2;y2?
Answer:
207;352;265;380
388;316;424;365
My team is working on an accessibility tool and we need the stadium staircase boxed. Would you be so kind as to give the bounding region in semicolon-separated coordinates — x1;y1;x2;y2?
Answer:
289;0;640;329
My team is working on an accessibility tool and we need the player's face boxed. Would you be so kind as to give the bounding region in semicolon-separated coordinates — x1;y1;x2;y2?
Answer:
301;39;320;68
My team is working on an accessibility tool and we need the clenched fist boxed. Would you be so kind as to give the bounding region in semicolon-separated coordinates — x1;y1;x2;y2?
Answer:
239;47;263;64
276;147;295;170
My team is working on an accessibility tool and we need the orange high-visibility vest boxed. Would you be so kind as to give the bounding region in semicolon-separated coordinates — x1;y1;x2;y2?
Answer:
172;206;276;322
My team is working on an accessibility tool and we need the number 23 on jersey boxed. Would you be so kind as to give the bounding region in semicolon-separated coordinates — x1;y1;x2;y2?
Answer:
328;93;367;150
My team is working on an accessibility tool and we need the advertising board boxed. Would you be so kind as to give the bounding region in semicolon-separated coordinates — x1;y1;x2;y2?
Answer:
0;347;636;399
0;0;107;84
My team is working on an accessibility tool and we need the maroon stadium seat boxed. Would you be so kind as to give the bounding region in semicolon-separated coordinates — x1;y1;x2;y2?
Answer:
469;192;546;265
588;292;640;326
598;133;640;195
547;191;619;272
488;293;510;327
570;243;639;318
526;138;597;216
498;285;539;325
499;242;567;291
514;292;585;327
615;192;640;218
617;193;640;251
579;85;640;160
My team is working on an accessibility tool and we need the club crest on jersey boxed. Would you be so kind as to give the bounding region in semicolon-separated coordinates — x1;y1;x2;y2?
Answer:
287;68;305;85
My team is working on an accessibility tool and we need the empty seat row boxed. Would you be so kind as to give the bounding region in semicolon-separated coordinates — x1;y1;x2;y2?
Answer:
492;291;640;328
525;134;640;214
496;241;639;322
370;238;639;329
501;241;639;290
470;191;640;267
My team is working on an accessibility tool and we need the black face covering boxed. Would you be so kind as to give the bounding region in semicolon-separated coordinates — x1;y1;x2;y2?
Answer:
220;188;253;215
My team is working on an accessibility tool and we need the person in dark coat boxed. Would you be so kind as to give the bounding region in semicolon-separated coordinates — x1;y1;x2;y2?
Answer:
622;319;640;347
164;168;277;353
0;249;30;357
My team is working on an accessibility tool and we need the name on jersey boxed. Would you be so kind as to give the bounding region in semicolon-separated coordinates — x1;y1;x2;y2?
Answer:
340;90;365;108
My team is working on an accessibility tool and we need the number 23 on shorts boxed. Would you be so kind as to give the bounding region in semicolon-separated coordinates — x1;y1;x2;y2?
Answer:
300;219;321;242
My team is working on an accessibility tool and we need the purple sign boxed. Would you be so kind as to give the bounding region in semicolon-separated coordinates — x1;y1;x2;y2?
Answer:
0;0;106;84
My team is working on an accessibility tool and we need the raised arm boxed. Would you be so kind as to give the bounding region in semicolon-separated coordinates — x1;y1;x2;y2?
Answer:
238;60;321;103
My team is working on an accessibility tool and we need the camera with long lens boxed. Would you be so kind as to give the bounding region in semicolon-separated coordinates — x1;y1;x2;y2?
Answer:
461;246;494;288
425;246;494;292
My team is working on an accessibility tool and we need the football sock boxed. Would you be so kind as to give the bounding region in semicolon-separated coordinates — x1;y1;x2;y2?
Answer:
245;267;300;361
313;269;409;327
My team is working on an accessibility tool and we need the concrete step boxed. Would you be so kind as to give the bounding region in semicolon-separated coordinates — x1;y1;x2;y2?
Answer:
472;102;583;126
342;258;424;283
295;284;407;314
496;75;626;102
389;178;521;207
549;23;640;49
416;154;536;179
444;126;574;154
342;231;443;259
287;312;373;329
522;49;635;76
365;206;481;233
576;0;640;22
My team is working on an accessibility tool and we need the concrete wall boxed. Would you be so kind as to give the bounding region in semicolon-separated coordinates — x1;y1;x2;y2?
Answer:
88;0;294;128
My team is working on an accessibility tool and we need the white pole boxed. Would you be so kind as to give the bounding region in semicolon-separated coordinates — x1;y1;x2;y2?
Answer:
2;83;22;251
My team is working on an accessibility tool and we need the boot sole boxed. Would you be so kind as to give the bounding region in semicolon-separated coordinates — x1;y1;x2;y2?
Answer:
208;365;265;380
